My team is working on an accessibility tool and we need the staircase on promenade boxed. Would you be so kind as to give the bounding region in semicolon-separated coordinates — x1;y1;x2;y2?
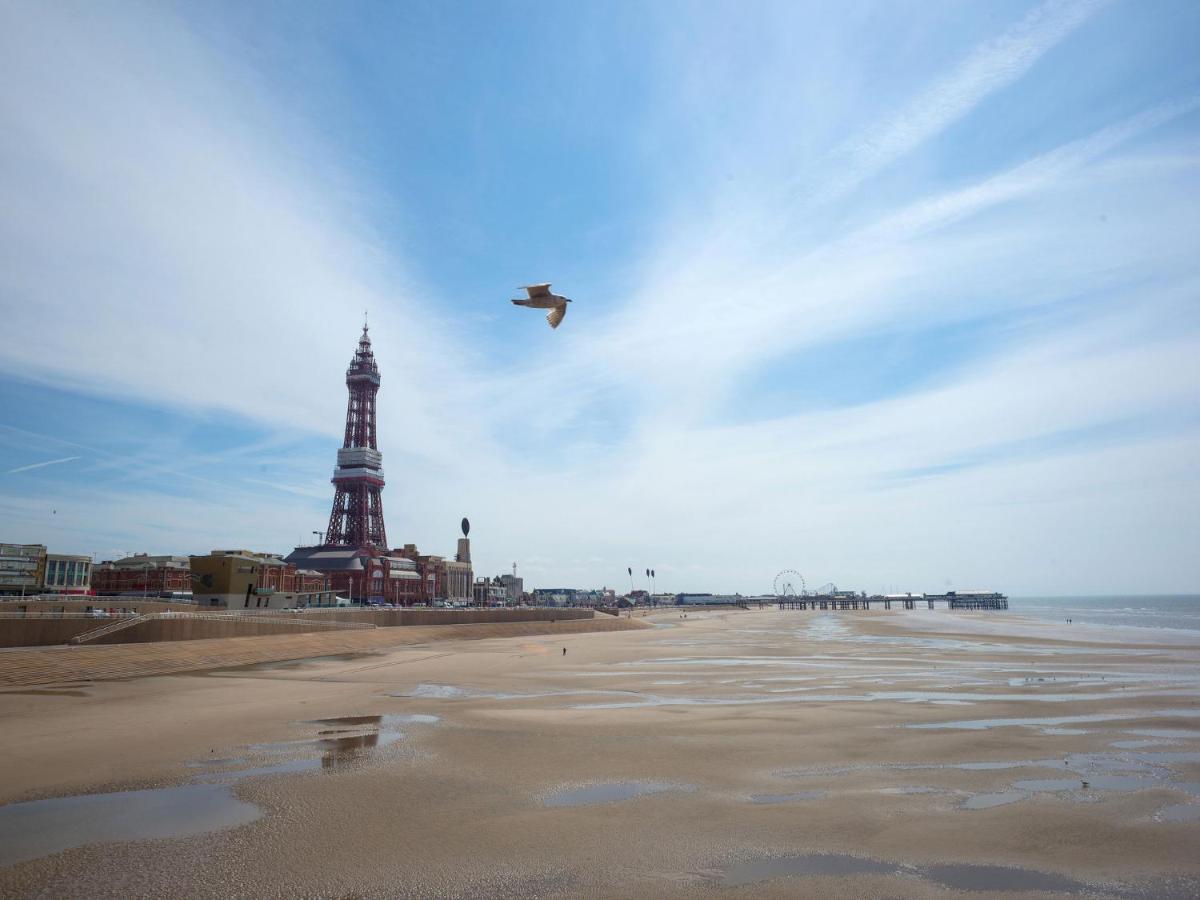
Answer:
69;614;150;644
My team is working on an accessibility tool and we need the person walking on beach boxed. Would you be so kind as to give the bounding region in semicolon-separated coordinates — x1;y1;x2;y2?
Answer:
562;647;567;656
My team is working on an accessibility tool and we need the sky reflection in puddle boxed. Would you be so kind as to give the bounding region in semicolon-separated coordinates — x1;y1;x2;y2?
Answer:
0;783;260;867
393;683;637;701
543;782;694;807
1155;803;1200;822
204;713;441;779
783;744;1200;816
904;709;1200;731
719;853;1105;894
749;791;826;804
0;711;442;868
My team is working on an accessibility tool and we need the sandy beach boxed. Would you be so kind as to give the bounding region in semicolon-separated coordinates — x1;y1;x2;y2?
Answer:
1;608;1198;898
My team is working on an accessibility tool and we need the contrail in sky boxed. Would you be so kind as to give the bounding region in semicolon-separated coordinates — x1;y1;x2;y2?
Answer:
811;0;1111;204
5;456;81;475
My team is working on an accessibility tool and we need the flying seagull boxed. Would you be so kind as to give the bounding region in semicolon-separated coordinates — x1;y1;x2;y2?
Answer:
511;283;571;329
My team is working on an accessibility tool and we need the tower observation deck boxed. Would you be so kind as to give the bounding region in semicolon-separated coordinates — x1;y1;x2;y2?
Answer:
324;323;387;548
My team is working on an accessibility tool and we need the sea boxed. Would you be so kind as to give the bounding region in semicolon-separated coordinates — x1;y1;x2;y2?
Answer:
1010;595;1200;634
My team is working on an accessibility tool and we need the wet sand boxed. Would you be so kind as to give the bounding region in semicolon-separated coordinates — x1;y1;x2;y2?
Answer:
1;608;1198;898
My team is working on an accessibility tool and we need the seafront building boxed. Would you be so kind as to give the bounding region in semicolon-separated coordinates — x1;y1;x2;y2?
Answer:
473;576;508;606
499;573;523;604
442;558;473;603
190;550;332;609
92;554;192;596
0;543;46;595
42;553;92;595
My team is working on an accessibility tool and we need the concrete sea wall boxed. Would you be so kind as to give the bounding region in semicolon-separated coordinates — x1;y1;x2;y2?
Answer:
0;606;595;647
0;616;650;685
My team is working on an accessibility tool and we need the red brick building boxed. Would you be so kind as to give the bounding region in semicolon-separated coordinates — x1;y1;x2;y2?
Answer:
92;554;192;596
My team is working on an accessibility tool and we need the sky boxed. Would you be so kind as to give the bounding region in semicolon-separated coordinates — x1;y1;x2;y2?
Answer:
1;0;1198;596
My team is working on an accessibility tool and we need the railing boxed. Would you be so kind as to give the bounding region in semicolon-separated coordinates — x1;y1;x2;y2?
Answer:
145;613;374;630
0;611;140;620
71;615;150;643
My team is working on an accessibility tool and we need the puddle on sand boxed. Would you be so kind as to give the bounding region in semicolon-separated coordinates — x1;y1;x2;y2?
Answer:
187;757;239;768
921;862;1097;894
904;709;1200;731
210;713;441;777
1156;803;1200;822
571;686;1194;711
1123;728;1200;739
1111;739;1175;750
960;770;1198;812
876;786;944;795
307;714;386;727
394;683;635;702
1012;775;1158;793
721;853;896;886
0;783;260;867
543;782;693;808
963;791;1027;810
719;854;1104;895
217;757;323;779
749;791;826;804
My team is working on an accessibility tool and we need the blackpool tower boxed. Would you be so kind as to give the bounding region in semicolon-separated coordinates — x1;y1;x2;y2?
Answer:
324;322;388;548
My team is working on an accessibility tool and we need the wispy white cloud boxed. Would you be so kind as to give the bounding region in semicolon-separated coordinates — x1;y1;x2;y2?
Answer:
242;477;329;500
0;2;485;466
5;456;81;475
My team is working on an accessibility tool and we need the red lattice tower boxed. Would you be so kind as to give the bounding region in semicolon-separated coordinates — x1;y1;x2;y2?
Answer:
325;322;388;548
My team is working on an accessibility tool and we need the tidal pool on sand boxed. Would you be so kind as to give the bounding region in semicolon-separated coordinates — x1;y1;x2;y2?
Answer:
721;853;896;886
0;783;260;867
749;791;826;804
543;782;693;807
720;853;1101;894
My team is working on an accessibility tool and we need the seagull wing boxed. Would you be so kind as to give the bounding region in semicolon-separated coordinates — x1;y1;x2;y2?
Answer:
523;283;552;299
546;302;567;329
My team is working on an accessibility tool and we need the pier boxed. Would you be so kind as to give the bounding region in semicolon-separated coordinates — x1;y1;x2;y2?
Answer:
777;591;1007;612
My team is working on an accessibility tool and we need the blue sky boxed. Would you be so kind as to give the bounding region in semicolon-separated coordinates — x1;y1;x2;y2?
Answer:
1;0;1198;594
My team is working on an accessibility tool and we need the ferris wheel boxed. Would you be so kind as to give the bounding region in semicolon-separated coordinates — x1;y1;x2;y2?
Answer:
773;569;806;597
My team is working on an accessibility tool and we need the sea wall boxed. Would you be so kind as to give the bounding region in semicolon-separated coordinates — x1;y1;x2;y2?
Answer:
0;606;596;647
0;616;650;685
0;619;103;647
